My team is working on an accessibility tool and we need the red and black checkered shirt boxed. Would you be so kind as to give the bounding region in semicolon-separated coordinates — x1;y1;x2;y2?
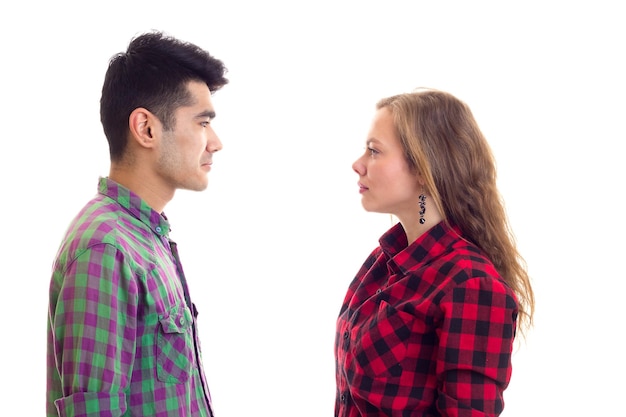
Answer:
335;221;518;417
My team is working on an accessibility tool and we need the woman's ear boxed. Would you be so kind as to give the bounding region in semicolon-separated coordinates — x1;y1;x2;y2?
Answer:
128;107;157;149
416;173;426;188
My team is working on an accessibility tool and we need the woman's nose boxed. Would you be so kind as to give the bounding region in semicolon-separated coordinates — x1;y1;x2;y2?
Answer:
352;156;364;175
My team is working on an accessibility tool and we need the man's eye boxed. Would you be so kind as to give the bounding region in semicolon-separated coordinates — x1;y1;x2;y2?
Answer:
200;121;210;127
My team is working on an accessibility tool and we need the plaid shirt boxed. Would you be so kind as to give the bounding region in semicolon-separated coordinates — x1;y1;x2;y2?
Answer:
47;177;213;417
335;221;518;417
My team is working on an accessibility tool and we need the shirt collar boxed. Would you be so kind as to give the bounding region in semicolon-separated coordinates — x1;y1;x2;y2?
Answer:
97;176;171;237
379;220;462;275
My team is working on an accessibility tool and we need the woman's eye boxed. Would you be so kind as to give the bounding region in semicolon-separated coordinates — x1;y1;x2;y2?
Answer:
367;147;379;156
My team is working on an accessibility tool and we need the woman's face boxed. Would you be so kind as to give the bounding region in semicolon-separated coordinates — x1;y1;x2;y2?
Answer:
352;107;422;220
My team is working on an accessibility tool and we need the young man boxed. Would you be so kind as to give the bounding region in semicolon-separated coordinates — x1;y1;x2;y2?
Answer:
46;31;228;417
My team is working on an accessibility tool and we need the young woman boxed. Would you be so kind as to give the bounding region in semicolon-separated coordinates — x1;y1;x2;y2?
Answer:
335;89;534;417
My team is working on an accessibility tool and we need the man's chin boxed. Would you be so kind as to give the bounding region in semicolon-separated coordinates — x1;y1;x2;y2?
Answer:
180;179;209;192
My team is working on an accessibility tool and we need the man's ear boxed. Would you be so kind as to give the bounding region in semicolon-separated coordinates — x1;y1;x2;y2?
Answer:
129;107;157;149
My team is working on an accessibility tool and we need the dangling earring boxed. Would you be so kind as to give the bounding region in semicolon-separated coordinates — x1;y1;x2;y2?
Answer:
418;192;426;224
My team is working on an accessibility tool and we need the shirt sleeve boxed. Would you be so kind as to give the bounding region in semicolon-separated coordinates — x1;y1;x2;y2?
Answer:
436;276;518;417
49;243;138;417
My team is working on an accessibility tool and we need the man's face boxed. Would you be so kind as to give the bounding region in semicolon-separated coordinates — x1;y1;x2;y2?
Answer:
155;80;222;192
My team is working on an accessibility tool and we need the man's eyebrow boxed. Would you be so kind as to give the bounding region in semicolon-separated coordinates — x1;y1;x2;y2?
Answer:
196;110;216;119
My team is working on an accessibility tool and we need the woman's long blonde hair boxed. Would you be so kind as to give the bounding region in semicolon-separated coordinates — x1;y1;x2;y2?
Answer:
378;89;534;336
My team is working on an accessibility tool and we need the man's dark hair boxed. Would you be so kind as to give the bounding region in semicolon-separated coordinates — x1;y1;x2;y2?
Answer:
100;30;228;161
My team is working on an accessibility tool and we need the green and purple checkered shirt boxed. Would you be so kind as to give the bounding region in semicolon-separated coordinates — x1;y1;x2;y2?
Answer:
47;177;213;417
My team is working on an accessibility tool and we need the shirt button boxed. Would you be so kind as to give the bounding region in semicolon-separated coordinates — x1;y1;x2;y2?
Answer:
343;331;349;339
376;288;382;294
156;226;162;233
340;394;346;402
179;317;185;325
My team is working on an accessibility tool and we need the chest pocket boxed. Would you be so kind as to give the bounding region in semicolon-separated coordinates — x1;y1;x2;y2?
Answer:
353;300;413;378
156;304;195;383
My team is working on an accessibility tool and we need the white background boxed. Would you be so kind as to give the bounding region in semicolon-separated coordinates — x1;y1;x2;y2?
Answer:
1;1;624;416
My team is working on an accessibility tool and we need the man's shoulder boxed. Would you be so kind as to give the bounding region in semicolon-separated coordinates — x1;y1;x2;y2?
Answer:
59;195;152;257
68;196;125;237
50;195;160;287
